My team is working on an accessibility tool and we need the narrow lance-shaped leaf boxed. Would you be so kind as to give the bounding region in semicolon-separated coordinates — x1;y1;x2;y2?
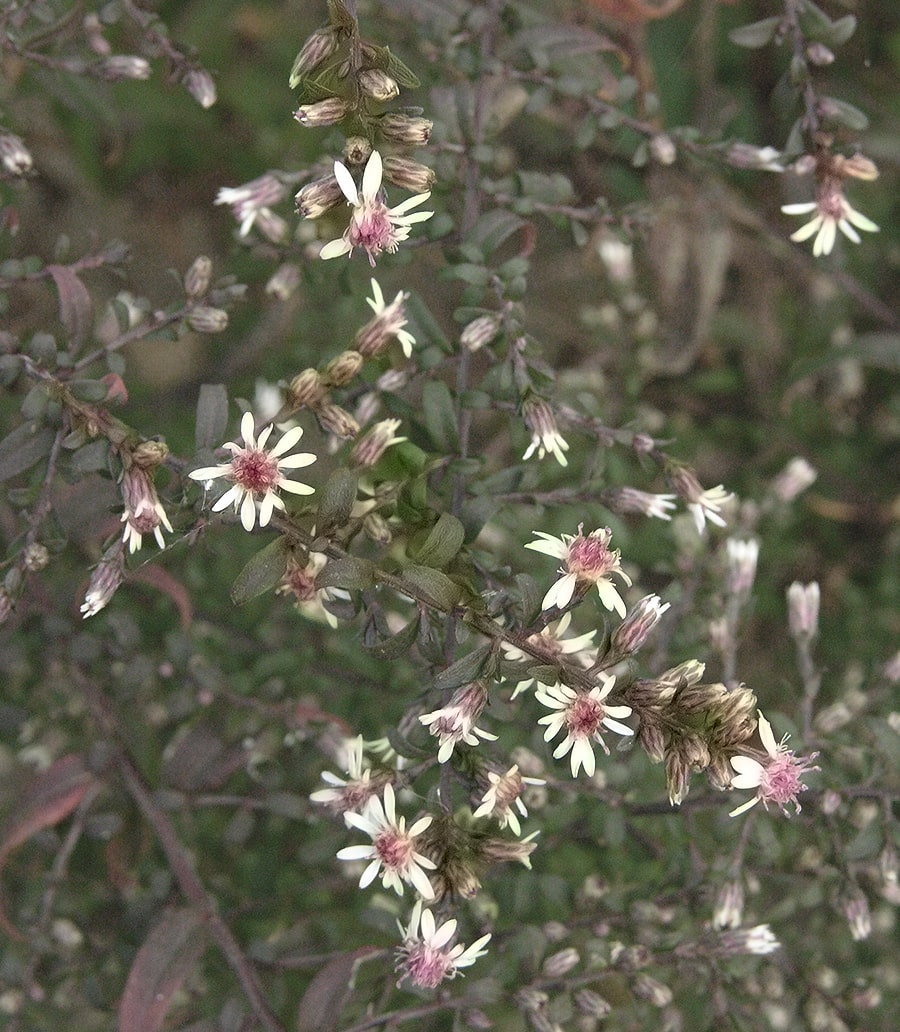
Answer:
316;468;358;536
296;950;372;1032
728;17;782;49
412;512;465;569
0;423;56;483
230;536;291;605
47;264;93;354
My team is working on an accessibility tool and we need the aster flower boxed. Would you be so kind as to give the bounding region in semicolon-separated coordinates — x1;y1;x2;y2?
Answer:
610;594;671;657
215;174;289;242
336;783;436;898
501;612;597;699
395;900;491;989
319;150;433;266
667;465;733;533
536;676;633;778
525;525;632;616
610;487;678;521
188;411;316;532
782;178;878;257
354;279;416;357
310;736;385;824
472;764;545;836
419;681;498;763
276;551;350;628
728;711;819;817
521;396;570;467
120;466;173;553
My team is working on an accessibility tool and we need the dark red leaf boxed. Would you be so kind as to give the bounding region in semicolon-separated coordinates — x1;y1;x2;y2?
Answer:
47;263;94;354
296;950;373;1032
0;754;97;939
118;908;206;1032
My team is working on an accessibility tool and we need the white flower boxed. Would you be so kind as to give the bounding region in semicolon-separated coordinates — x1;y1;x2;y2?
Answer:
521;397;569;467
536;676;633;778
310;736;383;823
419;682;498;763
188;411;316;532
687;485;732;534
525;525;632;616
276;551;345;628
729;711;819;817
320;150;433;266
782;184;878;257
358;279;416;357
395;900;491;989
501;612;596;698
215;174;288;241
472;764;544;836
336;783;436;898
120;466;172;554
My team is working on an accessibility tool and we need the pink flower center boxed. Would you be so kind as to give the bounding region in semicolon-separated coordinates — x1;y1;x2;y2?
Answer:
349;203;398;258
374;828;414;873
129;503;160;534
760;754;804;806
230;449;280;494
816;177;847;221
284;567;317;602
567;535;613;580
402;943;452;988
566;695;604;739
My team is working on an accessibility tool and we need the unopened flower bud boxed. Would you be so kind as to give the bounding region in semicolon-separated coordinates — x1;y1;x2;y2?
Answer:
184;68;216;108
712;878;744;930
0;133;33;176
83;13;111;56
184;256;213;299
541;947;580;978
715;924;780;956
295;174;344;219
726;143;784;171
294;97;349;127
343;136;372;164
187;306;228;334
130;440;169;470
23;543;50;572
265;263;300;300
726;538;759;599
460;313;501;352
638;720;666;763
650;133;676;165
481;832;539;870
317;403;360;439
363;511;392;545
322;350;364;388
351;418;405;468
574;989;611;1018
792;153;817;177
806;42;834;65
820;788;842;814
880;842;898;886
633;973;672;1008
839;884;871;941
288;369;327;410
787;581;820;639
378;112;433;145
289;29;339;84
100;55;151;80
381;156;436;193
358;69;400;102
772;456;816;501
611;594;670;656
609;486;677;521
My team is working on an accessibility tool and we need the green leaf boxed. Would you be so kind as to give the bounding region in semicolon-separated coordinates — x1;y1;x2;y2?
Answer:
0;423;56;483
401;564;462;611
411;512;465;569
69;379;109;403
433;644;492;692
821;97;869;131
382;46;420;89
467;209;528;257
195;384;228;451
314;557;374;591
70;439;111;475
825;14;857;46
421;381;459;452
728;17;782;49
230;537;290;605
20;384;49;421
362;615;421;659
316;468;358;536
47;264;93;355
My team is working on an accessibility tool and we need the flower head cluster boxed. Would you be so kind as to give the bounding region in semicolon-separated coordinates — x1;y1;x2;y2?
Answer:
337;783;436;898
536;676;633;778
188;411;316;532
419;681;498;763
395;900;491;989
320;150;433;266
501;612;596;699
729;711;820;817
120;465;172;554
526;525;632;616
277;551;342;627
472;764;545;836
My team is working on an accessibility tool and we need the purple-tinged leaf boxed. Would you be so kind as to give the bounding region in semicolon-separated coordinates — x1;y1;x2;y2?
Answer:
47;264;93;354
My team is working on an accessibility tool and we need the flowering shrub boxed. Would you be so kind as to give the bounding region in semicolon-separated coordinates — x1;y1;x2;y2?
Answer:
0;1;897;1030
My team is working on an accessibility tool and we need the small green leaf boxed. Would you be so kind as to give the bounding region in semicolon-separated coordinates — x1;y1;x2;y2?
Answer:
825;14;857;46
362;615;421;659
433;644;492;692
70;440;111;475
411;512;465;569
195;384;229;451
20;385;49;421
821;97;869;131
316;468;358;536
467;209;528;257
70;379;109;403
230;537;290;605
422;381;459;452
382;46;420;89
0;424;56;483
728;17;782;49
315;557;374;591
401;564;462;611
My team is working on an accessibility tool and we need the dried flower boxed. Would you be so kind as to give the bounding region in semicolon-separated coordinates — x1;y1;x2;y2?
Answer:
184;256;213;299
188;411;316;531
100;55;151;81
536;676;633;778
729;711;820;817
320;150;433;266
419;681;498;763
395;900;491;989
355;279;416;357
525;525;632;616
337;783;436;898
521;396;569;467
120;466;172;553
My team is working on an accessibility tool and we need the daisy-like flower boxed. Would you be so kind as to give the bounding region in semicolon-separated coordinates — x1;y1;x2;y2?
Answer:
354;278;416;357
610;594;671;657
610;487;678;521
215;174;289;242
521;396;569;467
395;900;491;989
667;465;733;534
501;612;596;699
472;764;545;836
188;411;316;532
419;681;498;763
536;676;633;778
782;177;878;257
310;735;386;824
336;783;436;898
276;551;344;628
120;466;173;554
525;525;632;616
319;150;433;267
728;711;820;817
